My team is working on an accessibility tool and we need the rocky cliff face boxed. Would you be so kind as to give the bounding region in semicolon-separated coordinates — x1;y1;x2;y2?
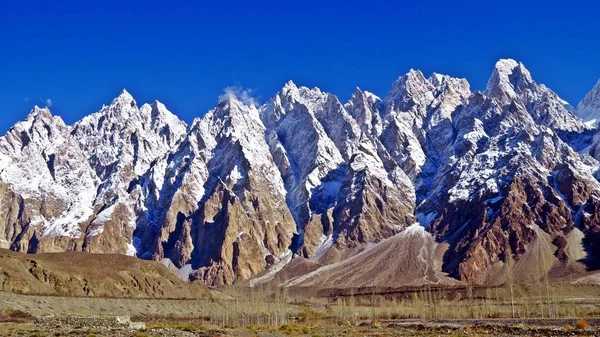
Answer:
577;80;600;127
1;60;600;286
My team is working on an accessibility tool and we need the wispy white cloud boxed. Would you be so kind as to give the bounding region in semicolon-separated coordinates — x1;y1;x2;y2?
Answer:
44;98;52;107
24;97;29;102
218;85;258;107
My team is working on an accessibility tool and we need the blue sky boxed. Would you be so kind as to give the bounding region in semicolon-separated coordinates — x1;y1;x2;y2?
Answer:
1;0;599;133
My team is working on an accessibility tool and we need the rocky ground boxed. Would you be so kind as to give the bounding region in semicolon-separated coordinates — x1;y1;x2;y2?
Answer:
2;289;600;336
2;319;600;336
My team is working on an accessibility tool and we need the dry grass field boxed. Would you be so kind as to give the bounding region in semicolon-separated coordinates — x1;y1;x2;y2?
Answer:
2;282;600;336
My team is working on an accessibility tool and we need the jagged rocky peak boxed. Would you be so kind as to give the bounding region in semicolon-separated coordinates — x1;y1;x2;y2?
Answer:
484;59;587;134
76;89;186;136
577;79;600;127
273;80;321;108
385;69;435;114
345;87;383;135
201;92;283;174
201;92;266;147
111;88;137;109
0;106;68;155
261;80;345;191
263;80;305;124
429;72;470;91
27;105;54;120
281;79;299;96
425;73;471;127
382;69;470;129
484;58;534;105
71;89;188;177
141;100;188;133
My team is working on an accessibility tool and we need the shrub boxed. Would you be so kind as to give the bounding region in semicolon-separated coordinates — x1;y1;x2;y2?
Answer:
298;307;327;322
0;309;35;323
176;324;196;332
378;311;390;320
576;319;589;330
563;324;573;332
279;324;301;334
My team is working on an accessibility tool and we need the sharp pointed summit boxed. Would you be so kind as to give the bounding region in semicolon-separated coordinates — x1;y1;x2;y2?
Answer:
483;58;587;135
110;88;136;107
484;58;534;105
26;105;53;120
577;79;600;127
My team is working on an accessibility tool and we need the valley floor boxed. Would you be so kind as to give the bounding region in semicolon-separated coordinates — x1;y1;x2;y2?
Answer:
2;319;600;336
2;285;600;336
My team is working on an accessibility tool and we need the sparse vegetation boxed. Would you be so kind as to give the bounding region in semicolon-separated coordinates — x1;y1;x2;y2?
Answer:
2;282;600;336
563;323;573;332
576;319;589;330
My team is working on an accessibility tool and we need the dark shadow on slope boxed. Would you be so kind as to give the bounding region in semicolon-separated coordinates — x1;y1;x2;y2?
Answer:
291;164;348;253
189;178;234;270
308;165;347;214
416;118;458;204
132;138;195;261
556;129;595;152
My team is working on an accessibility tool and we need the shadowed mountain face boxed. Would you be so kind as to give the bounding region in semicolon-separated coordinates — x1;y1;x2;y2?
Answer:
1;59;600;287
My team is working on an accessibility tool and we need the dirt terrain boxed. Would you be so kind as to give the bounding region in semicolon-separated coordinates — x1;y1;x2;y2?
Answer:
2;286;600;336
2;317;600;336
283;225;460;289
0;249;209;298
0;292;223;318
1;250;600;336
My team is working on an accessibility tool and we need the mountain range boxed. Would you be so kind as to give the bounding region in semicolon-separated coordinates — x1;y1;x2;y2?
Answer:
2;59;600;287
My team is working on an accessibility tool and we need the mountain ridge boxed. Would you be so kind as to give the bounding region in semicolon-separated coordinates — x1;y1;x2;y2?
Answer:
1;59;600;287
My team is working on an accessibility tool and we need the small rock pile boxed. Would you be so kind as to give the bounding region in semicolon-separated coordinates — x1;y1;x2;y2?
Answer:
36;314;146;330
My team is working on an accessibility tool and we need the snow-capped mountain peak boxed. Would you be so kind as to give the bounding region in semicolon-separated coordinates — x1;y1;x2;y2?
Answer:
113;88;135;104
27;105;53;119
484;59;587;134
345;87;383;135
577;79;600;127
484;58;534;105
282;80;298;92
385;69;434;109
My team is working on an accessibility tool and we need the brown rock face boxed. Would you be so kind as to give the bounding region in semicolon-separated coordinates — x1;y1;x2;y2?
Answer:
299;212;333;258
133;98;297;286
431;175;574;284
333;155;415;248
190;180;276;286
579;197;600;264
